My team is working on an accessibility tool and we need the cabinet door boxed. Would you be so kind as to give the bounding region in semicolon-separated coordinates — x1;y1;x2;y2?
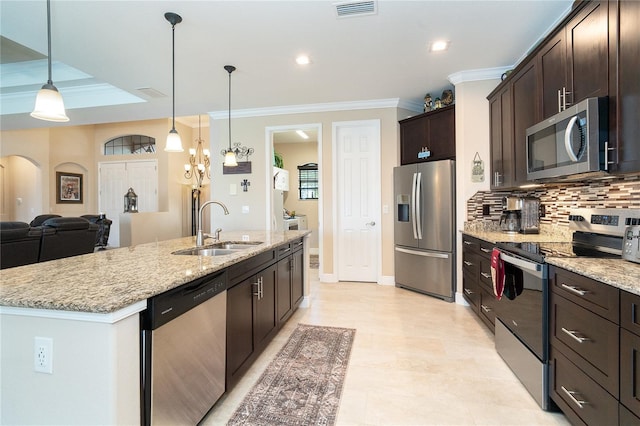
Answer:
566;1;609;104
254;264;277;348
621;328;640;418
426;107;456;161
610;0;640;173
276;256;292;323
291;249;304;307
511;63;537;186
400;116;427;165
538;32;567;119
226;278;255;380
489;86;513;189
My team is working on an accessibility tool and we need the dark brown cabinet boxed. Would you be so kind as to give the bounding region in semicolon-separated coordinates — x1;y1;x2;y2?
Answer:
621;291;640;419
276;238;304;325
462;235;496;332
399;105;455;165
538;1;609;119
609;0;640;173
488;62;537;189
548;265;623;426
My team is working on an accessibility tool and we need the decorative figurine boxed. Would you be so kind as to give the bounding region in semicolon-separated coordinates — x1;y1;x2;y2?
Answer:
434;97;442;109
423;93;433;112
441;89;454;106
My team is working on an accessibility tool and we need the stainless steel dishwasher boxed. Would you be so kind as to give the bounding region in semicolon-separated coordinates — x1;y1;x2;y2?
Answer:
141;270;227;425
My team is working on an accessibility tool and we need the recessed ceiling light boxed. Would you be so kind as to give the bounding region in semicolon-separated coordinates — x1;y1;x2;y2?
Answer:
296;130;309;139
296;55;311;65
429;40;450;52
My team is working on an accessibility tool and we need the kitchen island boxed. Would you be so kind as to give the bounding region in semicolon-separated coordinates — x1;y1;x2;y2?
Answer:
0;230;310;425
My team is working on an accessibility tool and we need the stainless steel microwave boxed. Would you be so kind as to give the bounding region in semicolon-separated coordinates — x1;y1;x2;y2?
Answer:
526;97;609;181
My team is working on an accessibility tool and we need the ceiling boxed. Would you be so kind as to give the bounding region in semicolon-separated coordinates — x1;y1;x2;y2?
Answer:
0;0;573;132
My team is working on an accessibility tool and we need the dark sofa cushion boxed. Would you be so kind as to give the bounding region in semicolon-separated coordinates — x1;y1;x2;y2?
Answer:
39;218;99;262
30;214;62;227
0;222;43;269
42;217;92;231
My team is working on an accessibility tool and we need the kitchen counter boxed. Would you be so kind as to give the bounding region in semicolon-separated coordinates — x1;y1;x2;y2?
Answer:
461;228;640;296
0;230;310;314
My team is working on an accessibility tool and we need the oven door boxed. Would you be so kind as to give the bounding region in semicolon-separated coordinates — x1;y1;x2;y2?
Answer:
497;252;548;361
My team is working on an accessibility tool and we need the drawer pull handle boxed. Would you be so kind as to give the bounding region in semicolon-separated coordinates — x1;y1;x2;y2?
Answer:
463;241;473;245
480;247;491;253
464;288;473;295
481;304;491;313
480;272;491;279
561;283;588;296
463;261;473;266
561;386;588;409
561;327;590;343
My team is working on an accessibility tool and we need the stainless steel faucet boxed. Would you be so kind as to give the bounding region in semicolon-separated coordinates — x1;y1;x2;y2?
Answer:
196;201;230;246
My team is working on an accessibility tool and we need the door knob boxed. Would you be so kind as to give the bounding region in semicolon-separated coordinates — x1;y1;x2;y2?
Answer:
366;221;376;226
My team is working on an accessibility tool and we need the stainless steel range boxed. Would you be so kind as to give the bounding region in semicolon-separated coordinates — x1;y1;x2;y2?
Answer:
493;208;640;411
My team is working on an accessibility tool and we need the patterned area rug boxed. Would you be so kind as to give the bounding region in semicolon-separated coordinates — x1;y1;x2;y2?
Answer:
227;323;356;426
309;254;319;269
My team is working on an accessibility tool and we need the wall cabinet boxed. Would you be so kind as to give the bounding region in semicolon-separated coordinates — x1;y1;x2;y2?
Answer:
609;0;640;173
548;265;622;426
399;105;455;165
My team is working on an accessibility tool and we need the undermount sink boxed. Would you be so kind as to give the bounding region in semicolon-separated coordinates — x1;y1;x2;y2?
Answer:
172;241;263;256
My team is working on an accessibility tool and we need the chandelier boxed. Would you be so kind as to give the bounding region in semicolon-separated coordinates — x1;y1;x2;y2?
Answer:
184;115;210;188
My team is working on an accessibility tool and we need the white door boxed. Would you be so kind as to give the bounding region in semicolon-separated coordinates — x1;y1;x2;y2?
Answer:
334;120;380;282
99;160;158;247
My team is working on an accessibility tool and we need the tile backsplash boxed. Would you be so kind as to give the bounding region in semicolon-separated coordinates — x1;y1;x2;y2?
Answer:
467;175;640;228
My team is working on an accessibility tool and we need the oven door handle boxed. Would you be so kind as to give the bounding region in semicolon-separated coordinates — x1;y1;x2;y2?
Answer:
500;252;543;275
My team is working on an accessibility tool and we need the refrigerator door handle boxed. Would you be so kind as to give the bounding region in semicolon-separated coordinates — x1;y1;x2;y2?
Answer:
411;172;418;239
395;246;449;259
416;172;423;240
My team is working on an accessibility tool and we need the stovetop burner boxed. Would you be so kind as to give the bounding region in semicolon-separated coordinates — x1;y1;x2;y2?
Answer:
495;240;621;264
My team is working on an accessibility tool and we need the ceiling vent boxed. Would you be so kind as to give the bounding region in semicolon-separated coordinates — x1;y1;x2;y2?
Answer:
334;1;377;18
136;87;167;98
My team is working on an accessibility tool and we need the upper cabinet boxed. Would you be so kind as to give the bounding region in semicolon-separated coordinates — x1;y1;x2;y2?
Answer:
273;167;289;191
609;0;640;173
399;105;455;165
489;0;640;187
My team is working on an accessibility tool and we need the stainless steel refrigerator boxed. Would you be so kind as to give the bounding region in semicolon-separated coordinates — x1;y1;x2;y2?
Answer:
394;160;455;301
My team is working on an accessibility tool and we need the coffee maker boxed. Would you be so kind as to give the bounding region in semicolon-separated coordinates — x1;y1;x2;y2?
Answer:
519;197;540;234
500;197;522;233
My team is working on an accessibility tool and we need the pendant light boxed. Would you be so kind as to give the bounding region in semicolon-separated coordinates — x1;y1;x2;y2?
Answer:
164;12;183;152
31;0;69;122
223;65;238;167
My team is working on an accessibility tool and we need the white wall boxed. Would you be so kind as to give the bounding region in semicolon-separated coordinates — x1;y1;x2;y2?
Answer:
453;78;499;301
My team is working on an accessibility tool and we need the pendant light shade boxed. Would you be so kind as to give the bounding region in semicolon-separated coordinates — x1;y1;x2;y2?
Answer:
223;65;238;167
164;12;183;152
31;0;69;122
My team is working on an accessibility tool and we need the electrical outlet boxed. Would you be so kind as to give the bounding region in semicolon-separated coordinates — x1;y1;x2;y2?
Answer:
34;337;53;374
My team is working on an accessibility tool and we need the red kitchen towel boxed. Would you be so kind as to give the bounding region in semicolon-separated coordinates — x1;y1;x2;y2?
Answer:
491;248;505;300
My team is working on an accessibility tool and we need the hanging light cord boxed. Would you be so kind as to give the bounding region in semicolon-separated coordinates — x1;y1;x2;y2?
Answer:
171;21;176;131
46;0;53;85
228;68;232;151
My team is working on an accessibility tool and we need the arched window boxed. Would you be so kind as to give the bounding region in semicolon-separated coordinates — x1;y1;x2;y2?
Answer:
104;135;156;155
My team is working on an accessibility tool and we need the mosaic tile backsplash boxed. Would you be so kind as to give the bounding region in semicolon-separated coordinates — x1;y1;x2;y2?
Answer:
467;175;640;228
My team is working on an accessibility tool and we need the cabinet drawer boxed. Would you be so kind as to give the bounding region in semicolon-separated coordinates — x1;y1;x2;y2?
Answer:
462;251;480;280
622;291;640;337
621;328;640;418
478;257;493;292
550;266;619;323
228;250;276;284
462;272;480;311
478;241;493;259
550;293;619;397
462;236;481;253
550;348;619;426
621;403;640;426
479;287;497;332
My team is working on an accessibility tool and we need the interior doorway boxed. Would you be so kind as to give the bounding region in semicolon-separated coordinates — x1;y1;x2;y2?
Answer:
265;123;322;258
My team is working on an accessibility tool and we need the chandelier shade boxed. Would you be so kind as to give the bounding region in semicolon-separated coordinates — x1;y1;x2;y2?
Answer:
164;12;183;152
184;115;211;188
31;0;69;122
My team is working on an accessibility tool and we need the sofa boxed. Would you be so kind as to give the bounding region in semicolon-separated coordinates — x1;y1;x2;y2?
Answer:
1;216;102;269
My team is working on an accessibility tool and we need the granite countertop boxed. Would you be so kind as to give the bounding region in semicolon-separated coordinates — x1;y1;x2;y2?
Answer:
0;230;310;314
461;224;640;296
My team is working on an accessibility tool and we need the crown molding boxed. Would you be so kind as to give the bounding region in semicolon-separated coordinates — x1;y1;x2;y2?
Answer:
208;98;411;119
448;67;513;85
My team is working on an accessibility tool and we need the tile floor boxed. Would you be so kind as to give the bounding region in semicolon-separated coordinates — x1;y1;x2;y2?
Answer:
203;269;570;425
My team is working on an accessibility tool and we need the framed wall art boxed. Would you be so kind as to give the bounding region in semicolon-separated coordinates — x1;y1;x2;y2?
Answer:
56;172;83;204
